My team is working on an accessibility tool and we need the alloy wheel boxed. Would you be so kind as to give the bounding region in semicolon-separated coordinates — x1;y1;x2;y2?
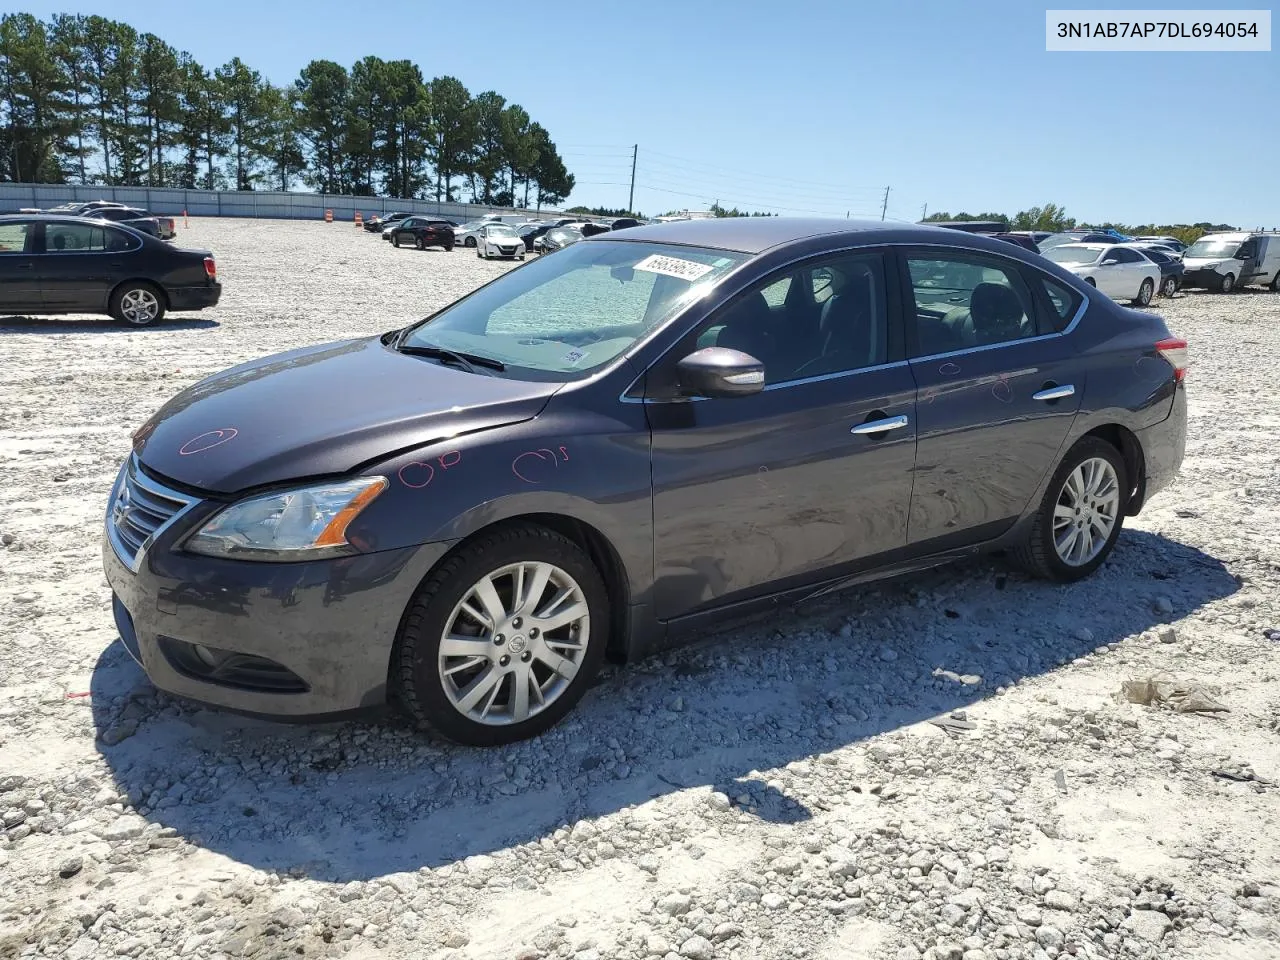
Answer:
1052;457;1120;566
120;288;160;325
438;561;591;726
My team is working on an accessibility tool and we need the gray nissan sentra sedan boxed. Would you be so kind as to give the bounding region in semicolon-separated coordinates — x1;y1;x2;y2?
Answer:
103;218;1188;746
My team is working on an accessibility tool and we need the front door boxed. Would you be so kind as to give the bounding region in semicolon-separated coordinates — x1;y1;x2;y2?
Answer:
36;220;120;311
0;220;41;312
647;250;917;620
903;250;1084;548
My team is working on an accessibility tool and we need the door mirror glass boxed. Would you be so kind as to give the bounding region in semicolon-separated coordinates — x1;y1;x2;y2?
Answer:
676;346;764;398
1100;257;1118;266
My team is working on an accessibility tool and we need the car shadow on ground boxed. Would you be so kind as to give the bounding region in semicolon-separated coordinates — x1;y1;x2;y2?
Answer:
0;315;219;333
89;528;1237;882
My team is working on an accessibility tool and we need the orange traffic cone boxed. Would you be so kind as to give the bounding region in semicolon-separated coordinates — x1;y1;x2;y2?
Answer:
354;211;363;227
324;209;333;223
183;209;189;228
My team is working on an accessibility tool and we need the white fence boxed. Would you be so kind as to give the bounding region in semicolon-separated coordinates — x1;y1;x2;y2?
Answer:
0;183;561;223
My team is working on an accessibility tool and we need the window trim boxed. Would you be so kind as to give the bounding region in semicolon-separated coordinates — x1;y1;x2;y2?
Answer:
644;246;905;399
0;220;35;255
38;220;141;255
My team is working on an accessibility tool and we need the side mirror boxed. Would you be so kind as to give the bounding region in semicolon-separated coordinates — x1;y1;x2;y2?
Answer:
676;347;765;398
1101;258;1118;266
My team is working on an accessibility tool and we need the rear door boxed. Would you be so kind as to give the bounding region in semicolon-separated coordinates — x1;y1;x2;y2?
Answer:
37;221;132;311
0;220;41;311
902;249;1085;548
648;249;918;619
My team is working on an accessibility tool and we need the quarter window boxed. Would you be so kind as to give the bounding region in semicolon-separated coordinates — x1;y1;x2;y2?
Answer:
0;222;31;253
1039;276;1082;332
908;255;1036;356
45;222;108;253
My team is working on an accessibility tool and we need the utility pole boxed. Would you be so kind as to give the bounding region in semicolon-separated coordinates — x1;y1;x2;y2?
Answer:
628;144;637;215
921;202;928;220
880;186;890;221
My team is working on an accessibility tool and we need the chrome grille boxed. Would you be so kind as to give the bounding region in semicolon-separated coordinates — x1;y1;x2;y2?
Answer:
106;455;199;572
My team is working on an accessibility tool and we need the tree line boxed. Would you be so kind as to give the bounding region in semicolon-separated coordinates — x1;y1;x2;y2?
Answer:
923;203;1236;246
0;12;576;206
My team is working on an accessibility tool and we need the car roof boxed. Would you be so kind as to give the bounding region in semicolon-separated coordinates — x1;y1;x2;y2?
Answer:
1052;242;1108;250
0;213;139;223
582;216;1060;256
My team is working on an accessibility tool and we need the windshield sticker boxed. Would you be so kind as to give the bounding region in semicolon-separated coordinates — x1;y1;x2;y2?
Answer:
561;347;587;365
634;254;715;282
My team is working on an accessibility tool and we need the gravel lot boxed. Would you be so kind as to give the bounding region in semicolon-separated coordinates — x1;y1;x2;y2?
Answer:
2;217;1280;960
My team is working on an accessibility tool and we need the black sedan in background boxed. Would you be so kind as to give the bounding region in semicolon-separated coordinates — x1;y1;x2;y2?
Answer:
0;215;219;326
389;217;455;251
104;218;1186;746
82;205;169;239
519;221;553;251
1136;246;1185;297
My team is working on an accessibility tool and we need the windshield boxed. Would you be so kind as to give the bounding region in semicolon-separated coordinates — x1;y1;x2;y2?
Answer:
1184;238;1242;259
486;225;519;238
1043;246;1102;265
548;228;581;242
1036;233;1081;251
400;240;748;380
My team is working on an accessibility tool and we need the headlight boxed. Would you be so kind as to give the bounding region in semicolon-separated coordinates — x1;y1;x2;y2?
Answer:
184;477;387;561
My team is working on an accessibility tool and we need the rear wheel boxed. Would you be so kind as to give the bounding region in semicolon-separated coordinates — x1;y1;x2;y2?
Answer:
444;243;454;252
1219;273;1235;293
415;236;425;250
464;236;477;248
109;282;166;327
393;524;609;746
1160;276;1178;298
1013;437;1127;582
1132;278;1154;306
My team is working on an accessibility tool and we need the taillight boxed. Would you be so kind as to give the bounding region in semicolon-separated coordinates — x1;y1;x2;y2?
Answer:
1155;336;1188;381
203;257;217;280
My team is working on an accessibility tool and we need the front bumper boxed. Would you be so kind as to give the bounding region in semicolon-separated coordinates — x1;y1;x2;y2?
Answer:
103;499;454;719
1180;269;1222;289
167;283;221;311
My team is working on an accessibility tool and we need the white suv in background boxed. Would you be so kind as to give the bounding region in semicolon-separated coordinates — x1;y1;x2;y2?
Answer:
1041;243;1160;306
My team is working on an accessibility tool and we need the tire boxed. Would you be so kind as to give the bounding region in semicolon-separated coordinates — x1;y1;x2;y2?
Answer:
109;281;166;327
1271;271;1280;292
1160;276;1177;298
464;236;477;248
415;236;425;251
1219;273;1235;293
393;524;609;746
392;234;400;248
1132;278;1154;307
1013;437;1128;583
444;243;454;253
1084;277;1096;287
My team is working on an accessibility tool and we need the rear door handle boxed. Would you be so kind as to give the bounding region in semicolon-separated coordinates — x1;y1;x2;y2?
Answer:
851;414;909;435
1032;384;1075;401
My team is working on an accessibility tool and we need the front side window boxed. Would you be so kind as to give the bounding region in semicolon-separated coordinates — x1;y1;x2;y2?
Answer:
400;240;748;380
908;254;1036;355
0;222;31;253
45;222;108;253
689;252;889;385
1108;248;1141;264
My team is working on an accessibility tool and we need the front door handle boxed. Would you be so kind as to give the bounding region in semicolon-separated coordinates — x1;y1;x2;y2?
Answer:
1032;384;1075;402
851;414;909;435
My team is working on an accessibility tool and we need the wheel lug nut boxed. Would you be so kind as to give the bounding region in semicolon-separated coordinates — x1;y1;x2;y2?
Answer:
499;655;510;666
529;627;539;638
512;617;522;628
520;651;531;662
494;635;504;645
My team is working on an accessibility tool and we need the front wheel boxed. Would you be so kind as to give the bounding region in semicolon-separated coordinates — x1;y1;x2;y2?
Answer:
109;282;166;327
1013;437;1127;582
1219;273;1235;293
1160;276;1178;298
1132;278;1154;306
1084;277;1097;287
444;243;454;252
393;524;609;746
392;234;401;248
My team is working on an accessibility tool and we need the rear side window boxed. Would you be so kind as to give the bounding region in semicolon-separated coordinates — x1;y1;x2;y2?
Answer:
45;222;108;253
1038;276;1083;332
0;222;31;253
907;254;1037;355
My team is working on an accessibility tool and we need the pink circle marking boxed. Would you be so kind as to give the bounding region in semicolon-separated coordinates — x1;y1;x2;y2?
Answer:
178;428;238;456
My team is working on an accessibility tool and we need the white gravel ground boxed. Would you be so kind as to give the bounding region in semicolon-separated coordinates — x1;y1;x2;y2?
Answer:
2;218;1280;960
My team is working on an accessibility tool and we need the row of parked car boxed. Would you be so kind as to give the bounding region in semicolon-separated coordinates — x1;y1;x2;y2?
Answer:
18;199;177;240
937;222;1280;305
364;211;649;259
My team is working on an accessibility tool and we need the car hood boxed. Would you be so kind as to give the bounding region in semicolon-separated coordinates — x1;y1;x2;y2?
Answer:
133;336;558;495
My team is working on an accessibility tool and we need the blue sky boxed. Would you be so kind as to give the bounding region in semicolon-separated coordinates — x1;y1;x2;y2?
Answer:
21;0;1278;226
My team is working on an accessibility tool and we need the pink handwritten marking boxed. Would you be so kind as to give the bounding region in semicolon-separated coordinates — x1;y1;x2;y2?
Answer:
178;428;238;456
558;446;569;461
938;362;961;376
398;461;435;489
991;379;1013;403
65;691;91;699
437;450;461;470
512;447;570;484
